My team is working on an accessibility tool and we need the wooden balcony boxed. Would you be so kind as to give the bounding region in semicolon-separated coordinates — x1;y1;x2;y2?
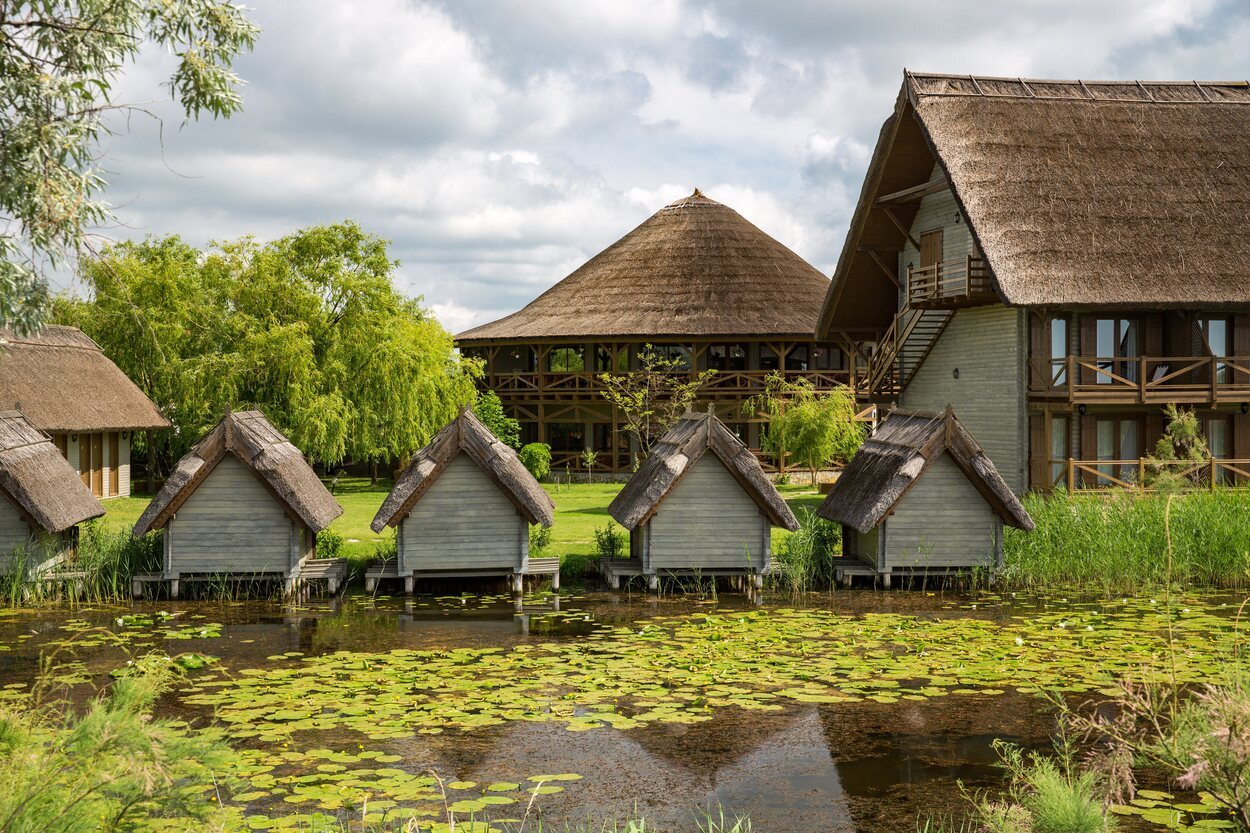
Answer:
485;369;852;401
1047;457;1250;492
1029;356;1250;404
906;255;995;309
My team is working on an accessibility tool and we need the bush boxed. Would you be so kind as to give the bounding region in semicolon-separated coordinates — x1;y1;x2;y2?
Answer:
594;521;626;559
769;508;840;593
529;524;552;554
1003;491;1250;592
473;390;520;448
519;442;552;480
316;528;344;559
1;523;163;605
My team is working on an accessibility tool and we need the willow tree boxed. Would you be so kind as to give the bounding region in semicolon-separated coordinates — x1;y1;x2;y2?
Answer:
55;222;479;476
744;373;862;478
0;1;259;334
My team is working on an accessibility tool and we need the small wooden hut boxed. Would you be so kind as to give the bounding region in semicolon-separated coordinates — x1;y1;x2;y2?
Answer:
133;410;343;597
0;410;104;573
370;409;557;594
818;407;1033;586
605;409;799;591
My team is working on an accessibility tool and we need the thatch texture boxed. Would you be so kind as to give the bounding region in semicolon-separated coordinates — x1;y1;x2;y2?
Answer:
817;407;1032;534
458;191;831;342
0;411;103;533
0;325;169;432
608;410;798;531
371;409;554;532
134;410;341;536
820;73;1250;334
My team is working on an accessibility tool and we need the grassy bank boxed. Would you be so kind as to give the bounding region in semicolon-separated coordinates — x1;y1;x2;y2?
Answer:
1003;490;1250;592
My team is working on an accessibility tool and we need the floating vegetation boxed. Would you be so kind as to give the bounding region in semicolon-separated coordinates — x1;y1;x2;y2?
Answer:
184;595;1239;742
1111;789;1235;830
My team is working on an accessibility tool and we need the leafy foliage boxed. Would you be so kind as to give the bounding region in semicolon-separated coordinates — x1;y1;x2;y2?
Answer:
1145;405;1213;492
316;529;345;560
529;524;552;554
0;0;259;334
598;345;716;457
768;508;841;593
473;390;520;448
743;374;863;477
519;442;552;479
55;224;479;470
594;521;626;559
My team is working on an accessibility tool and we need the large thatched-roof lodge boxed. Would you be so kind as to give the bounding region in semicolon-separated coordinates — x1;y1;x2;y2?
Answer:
458;190;845;474
0;410;104;572
0;325;168;499
605;409;798;591
133;410;342;597
818;407;1032;585
370;409;557;593
820;72;1250;494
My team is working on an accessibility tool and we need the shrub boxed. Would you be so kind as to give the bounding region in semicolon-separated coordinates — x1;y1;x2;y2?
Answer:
473;390;520;448
529;524;552;554
769;508;840;593
594;521;626;559
519;442;552;480
316;528;344;559
1;523;163;605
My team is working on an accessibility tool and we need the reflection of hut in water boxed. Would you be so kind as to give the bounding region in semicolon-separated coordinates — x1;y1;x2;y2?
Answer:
369;409;556;594
132;410;343;597
818;407;1033;587
605;410;798;591
0;410;104;574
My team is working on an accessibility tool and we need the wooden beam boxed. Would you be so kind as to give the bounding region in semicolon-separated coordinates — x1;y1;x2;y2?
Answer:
875;178;949;205
879;206;921;251
865;250;900;288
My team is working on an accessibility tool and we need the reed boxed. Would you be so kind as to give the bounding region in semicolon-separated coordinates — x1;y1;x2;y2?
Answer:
0;522;161;606
767;507;840;593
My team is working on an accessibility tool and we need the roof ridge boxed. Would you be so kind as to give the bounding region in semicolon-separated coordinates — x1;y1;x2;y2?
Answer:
906;71;1250;104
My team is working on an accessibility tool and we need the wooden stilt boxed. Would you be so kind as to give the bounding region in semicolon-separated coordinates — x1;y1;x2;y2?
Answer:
403;575;415;595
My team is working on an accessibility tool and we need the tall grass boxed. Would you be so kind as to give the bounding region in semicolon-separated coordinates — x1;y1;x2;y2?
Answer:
0;522;161;606
1003;491;1250;592
767;508;840;593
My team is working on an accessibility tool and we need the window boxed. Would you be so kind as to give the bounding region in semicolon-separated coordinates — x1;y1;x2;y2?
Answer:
1050;316;1069;386
708;344;747;372
1050;414;1069;487
812;345;844;371
759;345;780;372
547;422;584;452
1205;414;1232;485
594;345;629;373
1096;318;1139;384
646;344;691;371
786;345;811;371
547;346;585;372
1199;317;1231;384
1096;417;1142;484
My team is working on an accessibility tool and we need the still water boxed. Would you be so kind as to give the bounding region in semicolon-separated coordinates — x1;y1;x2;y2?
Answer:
0;588;1235;831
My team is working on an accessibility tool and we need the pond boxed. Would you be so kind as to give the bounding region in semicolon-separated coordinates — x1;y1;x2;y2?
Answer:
0;588;1241;832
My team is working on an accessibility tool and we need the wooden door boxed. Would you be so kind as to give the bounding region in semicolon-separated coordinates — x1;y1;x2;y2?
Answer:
109;433;120;496
78;437;90;488
90;433;103;497
53;433;67;458
919;229;943;269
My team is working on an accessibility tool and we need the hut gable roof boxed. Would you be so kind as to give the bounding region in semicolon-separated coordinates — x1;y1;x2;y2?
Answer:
370;409;555;533
817;407;1033;534
608;411;799;532
133;410;342;536
458;190;831;342
0;411;104;533
820;72;1250;334
0;325;169;433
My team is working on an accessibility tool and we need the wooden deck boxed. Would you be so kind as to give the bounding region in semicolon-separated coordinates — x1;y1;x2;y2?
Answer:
130;559;349;599
598;557;765;592
833;557;987;588
365;557;561;594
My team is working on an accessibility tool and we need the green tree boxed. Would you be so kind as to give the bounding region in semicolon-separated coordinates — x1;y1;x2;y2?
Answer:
0;1;259;334
598;345;716;456
1145;404;1212;490
518;442;551;479
55;222;479;475
473;390;520;448
744;373;862;480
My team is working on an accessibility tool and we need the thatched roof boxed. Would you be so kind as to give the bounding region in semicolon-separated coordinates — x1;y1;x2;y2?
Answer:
371;409;554;532
608;410;798;531
458;190;831;342
820;72;1250;334
0;325;169;433
817;407;1032;534
133;410;342;536
0;411;103;533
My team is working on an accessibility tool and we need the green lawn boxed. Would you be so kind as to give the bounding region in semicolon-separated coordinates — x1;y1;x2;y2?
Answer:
101;478;827;572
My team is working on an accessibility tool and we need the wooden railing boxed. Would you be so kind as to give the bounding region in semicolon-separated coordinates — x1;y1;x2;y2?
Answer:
1049;458;1250;492
1029;356;1250;403
906;255;994;308
485;369;852;397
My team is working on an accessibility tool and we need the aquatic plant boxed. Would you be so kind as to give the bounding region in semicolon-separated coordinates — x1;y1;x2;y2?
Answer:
767;507;839;593
0;522;162;606
1003;491;1250;592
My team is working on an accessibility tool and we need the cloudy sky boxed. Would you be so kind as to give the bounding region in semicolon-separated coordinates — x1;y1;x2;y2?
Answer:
97;0;1249;334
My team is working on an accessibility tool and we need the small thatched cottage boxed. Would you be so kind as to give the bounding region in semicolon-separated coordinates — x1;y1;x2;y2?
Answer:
606;410;799;590
818;407;1033;585
371;409;556;593
0;325;169;499
0;410;104;572
133;410;342;596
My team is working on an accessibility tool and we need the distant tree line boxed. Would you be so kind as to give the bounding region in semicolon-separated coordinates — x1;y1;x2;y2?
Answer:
55;222;480;479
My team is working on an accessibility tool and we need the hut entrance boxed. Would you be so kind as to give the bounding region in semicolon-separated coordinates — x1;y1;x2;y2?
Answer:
919;229;943;269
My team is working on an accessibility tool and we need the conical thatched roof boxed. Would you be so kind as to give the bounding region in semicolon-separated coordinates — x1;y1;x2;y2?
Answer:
459;190;831;342
371;409;554;532
0;411;104;533
817;407;1032;534
821;72;1250;334
608;410;798;531
0;325;169;432
134;410;342;536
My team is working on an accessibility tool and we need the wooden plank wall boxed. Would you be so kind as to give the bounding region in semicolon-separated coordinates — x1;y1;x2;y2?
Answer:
884;454;1001;568
646;454;769;570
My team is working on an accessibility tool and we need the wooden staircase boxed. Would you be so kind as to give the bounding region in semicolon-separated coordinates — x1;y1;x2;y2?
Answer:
865;305;953;397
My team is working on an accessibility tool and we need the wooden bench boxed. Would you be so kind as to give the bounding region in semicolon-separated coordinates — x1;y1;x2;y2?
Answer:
365;558;562;594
